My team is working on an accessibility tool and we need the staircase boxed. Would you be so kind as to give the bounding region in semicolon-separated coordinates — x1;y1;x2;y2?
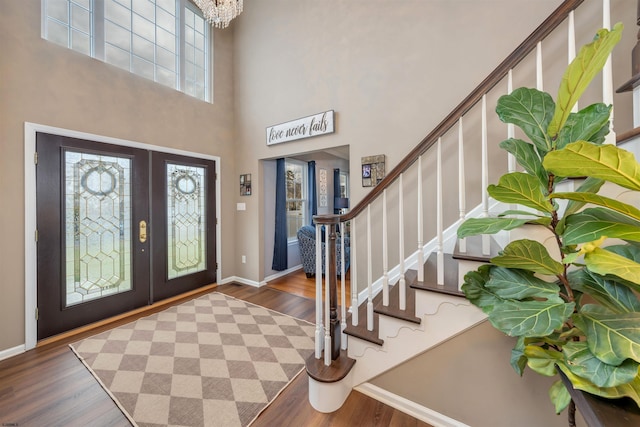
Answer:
306;0;637;423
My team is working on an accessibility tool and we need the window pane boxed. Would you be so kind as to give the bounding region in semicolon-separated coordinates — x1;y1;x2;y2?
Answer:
132;0;155;20
46;19;70;47
72;0;90;9
156;7;175;33
105;44;130;70
132;55;155;80
132;13;155;42
157;46;176;72
105;21;131;51
47;0;69;24
105;0;131;30
156;66;176;89
157;0;176;14
133;34;154;62
71;29;91;55
157;27;175;52
71;3;90;33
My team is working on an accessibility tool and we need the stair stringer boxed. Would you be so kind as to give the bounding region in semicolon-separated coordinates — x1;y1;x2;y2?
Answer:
347;291;487;386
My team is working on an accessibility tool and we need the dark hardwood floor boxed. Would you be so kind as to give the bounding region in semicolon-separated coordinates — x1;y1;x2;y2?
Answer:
0;271;430;427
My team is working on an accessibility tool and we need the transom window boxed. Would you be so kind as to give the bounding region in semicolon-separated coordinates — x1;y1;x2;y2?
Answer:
42;0;211;102
285;160;307;240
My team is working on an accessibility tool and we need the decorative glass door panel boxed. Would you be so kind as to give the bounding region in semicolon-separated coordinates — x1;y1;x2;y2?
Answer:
37;133;150;340
64;150;132;306
151;153;216;301
167;163;207;279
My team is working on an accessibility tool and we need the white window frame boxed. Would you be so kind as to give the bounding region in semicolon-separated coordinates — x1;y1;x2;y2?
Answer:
285;159;308;242
41;0;212;102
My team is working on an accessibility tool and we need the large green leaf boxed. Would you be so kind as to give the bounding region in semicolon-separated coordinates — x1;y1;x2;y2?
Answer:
555;103;612;149
563;208;640;245
461;265;502;314
553;192;640;222
492;239;564;275
563;177;604;217
562;341;639;387
496;88;555;153
488;172;554;213
585;247;640;289
524;345;562;376
573;304;640;365
568;269;640;313
486;267;563;302
547;23;623;137
511;336;527;376
457;217;530;238
549;380;572;414
499;138;548;186
543;141;640;191
488;300;575;337
557;363;640;406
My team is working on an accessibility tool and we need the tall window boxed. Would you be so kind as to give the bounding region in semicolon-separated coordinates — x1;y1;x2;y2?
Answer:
42;0;211;102
285;160;307;240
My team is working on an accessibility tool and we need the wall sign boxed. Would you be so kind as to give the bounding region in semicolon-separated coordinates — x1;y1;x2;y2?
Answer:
266;110;335;146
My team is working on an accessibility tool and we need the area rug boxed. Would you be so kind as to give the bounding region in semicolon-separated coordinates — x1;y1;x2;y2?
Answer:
70;292;316;427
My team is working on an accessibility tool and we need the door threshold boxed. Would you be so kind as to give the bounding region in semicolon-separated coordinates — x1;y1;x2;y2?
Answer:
36;283;218;349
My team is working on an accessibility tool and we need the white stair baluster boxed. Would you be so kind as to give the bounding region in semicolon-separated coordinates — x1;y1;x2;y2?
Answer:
437;137;444;286
568;11;578;113
351;217;358;326
324;224;331;366
367;205;374;331
536;41;543;91
602;0;615;145
417;155;424;282
382;190;389;306
481;94;490;256
398;174;406;311
458;117;467;253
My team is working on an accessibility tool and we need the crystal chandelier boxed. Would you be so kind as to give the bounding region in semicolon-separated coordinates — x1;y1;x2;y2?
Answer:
193;0;243;29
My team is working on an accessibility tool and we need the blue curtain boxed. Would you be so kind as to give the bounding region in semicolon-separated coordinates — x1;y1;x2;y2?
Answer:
308;161;317;224
272;158;288;271
333;168;341;214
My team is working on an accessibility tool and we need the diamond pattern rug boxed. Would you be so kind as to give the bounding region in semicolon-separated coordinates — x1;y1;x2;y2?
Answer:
70;292;316;427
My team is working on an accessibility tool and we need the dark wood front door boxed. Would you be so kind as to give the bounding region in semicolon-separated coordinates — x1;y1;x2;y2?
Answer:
36;133;217;340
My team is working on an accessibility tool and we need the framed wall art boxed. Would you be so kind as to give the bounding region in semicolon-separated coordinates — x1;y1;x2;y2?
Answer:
240;174;251;196
361;155;385;187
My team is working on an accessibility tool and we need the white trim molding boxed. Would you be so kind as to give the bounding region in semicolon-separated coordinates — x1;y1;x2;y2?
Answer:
355;383;470;427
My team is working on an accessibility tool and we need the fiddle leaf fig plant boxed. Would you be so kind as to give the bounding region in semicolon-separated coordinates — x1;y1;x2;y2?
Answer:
456;23;640;418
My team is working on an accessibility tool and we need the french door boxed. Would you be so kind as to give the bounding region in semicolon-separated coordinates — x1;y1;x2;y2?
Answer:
36;133;216;340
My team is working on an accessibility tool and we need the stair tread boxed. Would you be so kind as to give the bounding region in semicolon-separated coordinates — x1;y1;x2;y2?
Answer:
373;270;421;324
453;234;501;262
306;350;356;383
411;252;465;297
344;300;384;346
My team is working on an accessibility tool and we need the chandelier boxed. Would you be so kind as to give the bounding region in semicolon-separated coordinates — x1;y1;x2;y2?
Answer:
193;0;243;29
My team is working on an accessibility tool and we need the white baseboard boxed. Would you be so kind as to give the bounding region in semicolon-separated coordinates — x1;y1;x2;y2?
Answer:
218;276;261;287
262;265;303;285
354;383;470;427
0;344;25;362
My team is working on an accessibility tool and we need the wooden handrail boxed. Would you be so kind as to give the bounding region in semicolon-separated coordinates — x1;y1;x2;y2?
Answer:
341;0;584;221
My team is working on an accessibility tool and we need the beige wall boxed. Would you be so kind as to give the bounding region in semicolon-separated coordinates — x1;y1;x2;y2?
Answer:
233;0;636;286
0;1;236;351
371;321;586;427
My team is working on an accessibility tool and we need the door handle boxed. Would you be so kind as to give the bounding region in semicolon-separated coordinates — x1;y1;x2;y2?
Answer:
139;220;147;243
